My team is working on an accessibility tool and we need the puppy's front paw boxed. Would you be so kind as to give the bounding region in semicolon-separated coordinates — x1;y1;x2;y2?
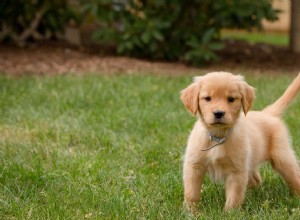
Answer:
224;198;243;211
184;199;198;215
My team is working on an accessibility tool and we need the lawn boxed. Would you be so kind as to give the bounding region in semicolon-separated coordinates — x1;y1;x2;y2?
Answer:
222;30;289;46
0;73;300;219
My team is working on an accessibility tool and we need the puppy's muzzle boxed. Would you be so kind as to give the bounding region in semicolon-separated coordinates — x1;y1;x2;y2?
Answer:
213;111;225;119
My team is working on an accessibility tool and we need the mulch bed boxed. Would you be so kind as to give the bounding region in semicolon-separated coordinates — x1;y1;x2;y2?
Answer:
0;40;299;76
218;40;300;73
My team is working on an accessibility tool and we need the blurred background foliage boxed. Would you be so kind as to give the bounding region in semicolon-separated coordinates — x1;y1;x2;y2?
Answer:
0;0;279;65
0;0;80;44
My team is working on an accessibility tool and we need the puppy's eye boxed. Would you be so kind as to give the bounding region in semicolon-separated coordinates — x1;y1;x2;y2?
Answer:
204;96;211;102
227;97;235;103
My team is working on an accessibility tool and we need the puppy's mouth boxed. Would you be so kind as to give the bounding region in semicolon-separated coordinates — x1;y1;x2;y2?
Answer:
212;122;225;125
211;120;228;126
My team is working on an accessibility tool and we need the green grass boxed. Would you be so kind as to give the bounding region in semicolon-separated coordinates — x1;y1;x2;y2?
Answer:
0;73;299;219
222;30;289;46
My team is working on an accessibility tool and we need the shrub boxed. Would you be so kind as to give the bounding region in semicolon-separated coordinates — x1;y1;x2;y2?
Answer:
0;0;279;64
0;0;79;45
82;0;279;65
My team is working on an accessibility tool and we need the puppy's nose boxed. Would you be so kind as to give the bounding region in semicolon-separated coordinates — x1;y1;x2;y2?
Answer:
213;111;225;119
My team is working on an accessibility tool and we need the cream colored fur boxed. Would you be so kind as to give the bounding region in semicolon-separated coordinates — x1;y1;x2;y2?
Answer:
180;72;300;212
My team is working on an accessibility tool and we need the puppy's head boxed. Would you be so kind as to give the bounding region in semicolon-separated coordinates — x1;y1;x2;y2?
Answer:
180;72;255;129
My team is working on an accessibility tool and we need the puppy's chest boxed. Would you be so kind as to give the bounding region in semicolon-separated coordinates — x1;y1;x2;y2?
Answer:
206;149;236;182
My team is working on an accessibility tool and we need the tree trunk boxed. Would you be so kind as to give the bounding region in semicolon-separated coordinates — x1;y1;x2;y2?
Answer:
290;0;300;52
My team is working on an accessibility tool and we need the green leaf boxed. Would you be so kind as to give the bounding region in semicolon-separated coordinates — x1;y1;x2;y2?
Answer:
152;30;164;41
141;32;151;44
236;5;254;17
186;36;199;48
208;43;224;51
202;28;215;44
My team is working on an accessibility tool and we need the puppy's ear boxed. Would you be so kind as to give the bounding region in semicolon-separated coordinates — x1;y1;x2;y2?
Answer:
240;81;255;115
180;80;201;116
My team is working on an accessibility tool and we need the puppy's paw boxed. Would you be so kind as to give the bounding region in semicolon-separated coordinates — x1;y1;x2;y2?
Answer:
184;199;199;215
224;200;242;211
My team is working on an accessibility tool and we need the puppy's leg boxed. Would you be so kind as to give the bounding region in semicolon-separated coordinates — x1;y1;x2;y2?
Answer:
225;173;248;210
270;128;300;196
248;169;262;188
270;148;300;196
183;161;206;213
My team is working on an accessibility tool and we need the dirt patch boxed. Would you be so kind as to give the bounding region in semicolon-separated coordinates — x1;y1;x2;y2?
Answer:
0;40;299;76
217;40;300;74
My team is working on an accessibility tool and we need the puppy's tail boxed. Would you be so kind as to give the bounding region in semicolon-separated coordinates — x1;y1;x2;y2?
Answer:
263;73;300;117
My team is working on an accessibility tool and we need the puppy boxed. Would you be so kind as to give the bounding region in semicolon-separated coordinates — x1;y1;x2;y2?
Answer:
180;72;300;211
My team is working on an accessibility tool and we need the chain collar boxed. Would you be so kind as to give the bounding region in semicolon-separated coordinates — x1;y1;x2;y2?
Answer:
201;128;232;151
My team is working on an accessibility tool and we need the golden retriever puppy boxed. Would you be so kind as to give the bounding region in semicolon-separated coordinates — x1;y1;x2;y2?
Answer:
180;72;300;212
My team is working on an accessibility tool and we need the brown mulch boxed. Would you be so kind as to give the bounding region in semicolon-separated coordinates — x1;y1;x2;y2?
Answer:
219;40;300;74
0;40;299;76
